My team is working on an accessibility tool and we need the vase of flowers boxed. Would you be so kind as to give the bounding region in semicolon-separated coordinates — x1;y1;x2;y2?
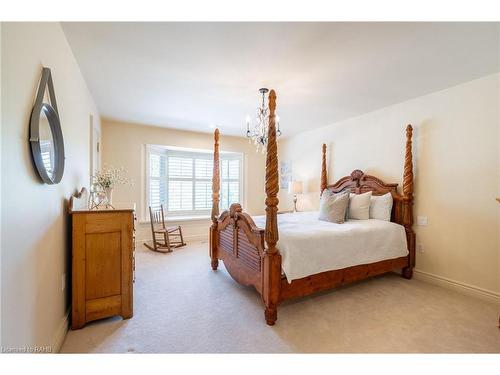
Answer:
104;187;113;206
91;166;131;209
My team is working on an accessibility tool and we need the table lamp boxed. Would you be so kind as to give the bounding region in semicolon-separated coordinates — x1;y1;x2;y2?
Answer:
288;181;303;212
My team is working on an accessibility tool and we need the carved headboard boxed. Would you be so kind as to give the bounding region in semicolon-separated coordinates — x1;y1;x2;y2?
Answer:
326;169;404;224
320;125;414;231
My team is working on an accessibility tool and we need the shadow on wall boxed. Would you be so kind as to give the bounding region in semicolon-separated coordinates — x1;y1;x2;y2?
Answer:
64;196;73;314
31;196;73;349
414;119;430;196
29;208;66;348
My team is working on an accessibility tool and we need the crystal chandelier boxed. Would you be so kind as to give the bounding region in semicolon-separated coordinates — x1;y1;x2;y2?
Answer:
245;88;281;153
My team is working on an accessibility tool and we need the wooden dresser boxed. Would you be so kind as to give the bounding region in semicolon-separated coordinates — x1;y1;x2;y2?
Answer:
69;198;136;330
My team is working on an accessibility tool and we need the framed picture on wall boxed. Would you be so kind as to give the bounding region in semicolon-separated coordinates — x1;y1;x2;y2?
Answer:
280;160;292;189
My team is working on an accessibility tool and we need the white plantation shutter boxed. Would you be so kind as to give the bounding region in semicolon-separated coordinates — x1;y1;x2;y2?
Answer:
168;180;193;211
194;181;212;210
168;157;193;178
194;158;213;210
228;160;239;179
220;159;241;210
195;158;212;179
147;146;242;217
148;151;166;211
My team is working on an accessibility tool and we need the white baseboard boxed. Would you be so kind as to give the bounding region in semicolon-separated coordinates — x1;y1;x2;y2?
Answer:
414;269;500;306
52;309;69;353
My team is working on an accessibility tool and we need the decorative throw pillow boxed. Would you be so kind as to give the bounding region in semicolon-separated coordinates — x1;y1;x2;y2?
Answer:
369;192;393;221
318;190;350;224
348;191;372;220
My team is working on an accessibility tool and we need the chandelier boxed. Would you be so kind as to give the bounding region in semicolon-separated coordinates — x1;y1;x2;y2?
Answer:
245;88;281;153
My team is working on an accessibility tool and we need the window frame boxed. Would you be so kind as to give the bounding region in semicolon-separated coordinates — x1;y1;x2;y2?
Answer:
144;144;244;221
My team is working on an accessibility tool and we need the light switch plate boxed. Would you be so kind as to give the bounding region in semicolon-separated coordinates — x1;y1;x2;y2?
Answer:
417;216;428;226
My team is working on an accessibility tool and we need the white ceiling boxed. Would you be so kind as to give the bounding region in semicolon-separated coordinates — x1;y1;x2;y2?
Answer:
62;22;499;137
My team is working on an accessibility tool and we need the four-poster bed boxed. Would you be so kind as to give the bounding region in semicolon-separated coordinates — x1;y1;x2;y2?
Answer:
209;89;415;325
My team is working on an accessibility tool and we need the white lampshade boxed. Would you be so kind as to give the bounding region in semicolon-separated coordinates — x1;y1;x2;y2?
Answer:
288;181;303;194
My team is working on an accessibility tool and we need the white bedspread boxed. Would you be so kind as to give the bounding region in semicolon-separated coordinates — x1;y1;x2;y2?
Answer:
252;211;408;282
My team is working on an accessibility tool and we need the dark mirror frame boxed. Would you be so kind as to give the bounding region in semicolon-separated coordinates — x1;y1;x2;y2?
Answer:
29;67;65;184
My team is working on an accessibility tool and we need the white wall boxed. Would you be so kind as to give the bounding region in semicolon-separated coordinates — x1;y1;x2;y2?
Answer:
278;74;500;296
0;21;3;344
101;119;267;242
1;23;100;350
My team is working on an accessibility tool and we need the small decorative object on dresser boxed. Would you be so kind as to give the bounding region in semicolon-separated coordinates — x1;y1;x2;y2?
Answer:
69;187;89;210
288;181;303;212
89;183;106;210
69;188;136;329
91;166;132;209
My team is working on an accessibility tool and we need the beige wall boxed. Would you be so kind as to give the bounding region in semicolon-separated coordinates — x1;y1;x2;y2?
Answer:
278;74;500;296
1;23;100;349
101;120;267;241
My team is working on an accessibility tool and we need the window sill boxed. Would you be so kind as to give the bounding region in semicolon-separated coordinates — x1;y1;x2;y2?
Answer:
139;215;211;224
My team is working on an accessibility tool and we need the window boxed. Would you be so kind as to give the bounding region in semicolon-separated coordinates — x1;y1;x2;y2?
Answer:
146;145;243;217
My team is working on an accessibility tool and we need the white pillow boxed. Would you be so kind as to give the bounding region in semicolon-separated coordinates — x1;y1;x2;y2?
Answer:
369;193;393;221
348;191;372;220
318;190;350;224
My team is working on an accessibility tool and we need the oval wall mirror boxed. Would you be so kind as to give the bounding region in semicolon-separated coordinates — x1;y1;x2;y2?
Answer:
29;67;65;184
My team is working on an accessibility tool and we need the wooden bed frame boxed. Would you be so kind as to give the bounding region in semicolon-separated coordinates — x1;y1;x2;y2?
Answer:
209;89;415;325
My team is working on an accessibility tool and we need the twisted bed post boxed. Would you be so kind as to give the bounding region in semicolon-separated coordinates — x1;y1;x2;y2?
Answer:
320;143;328;194
210;129;220;270
402;124;415;279
262;89;281;326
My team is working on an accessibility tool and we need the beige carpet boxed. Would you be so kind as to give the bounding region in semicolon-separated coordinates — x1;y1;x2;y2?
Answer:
61;241;500;353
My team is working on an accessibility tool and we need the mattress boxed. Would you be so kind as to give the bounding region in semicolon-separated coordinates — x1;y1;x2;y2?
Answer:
252;211;408;282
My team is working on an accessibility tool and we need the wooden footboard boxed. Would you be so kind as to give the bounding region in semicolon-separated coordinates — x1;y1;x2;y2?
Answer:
210;203;267;294
208;129;269;296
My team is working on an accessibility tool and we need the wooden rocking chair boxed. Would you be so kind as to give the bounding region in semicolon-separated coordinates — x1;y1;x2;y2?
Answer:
144;205;186;253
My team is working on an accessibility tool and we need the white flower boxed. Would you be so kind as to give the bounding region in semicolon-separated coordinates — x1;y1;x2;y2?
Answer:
92;165;133;189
